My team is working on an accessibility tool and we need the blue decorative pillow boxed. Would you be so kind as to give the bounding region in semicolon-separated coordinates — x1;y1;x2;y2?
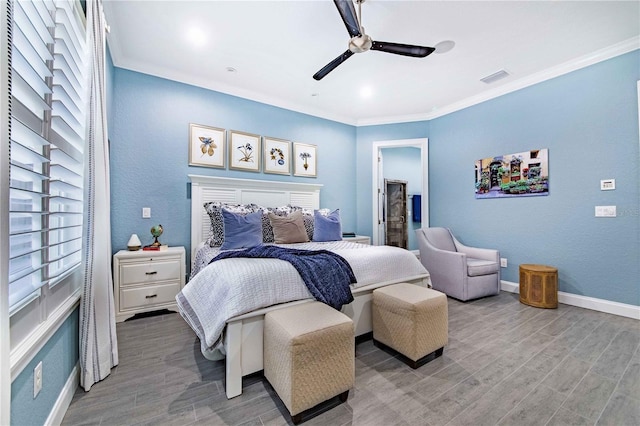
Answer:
220;209;263;250
204;202;257;247
312;209;342;242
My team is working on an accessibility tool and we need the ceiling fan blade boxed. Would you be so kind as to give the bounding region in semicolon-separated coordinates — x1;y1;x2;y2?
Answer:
313;50;355;81
334;0;361;38
371;41;435;58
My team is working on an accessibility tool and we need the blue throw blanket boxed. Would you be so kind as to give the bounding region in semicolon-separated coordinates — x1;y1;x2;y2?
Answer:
210;245;356;310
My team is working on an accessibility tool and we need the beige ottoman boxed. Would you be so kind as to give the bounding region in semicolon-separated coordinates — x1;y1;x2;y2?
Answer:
264;302;354;424
372;283;448;368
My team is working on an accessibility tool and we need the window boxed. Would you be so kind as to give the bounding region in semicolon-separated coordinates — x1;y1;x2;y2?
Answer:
8;0;86;315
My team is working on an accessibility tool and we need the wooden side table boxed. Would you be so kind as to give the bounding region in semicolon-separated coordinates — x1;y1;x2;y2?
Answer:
519;264;558;308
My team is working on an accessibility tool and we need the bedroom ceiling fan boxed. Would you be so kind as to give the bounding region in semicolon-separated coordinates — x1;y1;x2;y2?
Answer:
313;0;437;81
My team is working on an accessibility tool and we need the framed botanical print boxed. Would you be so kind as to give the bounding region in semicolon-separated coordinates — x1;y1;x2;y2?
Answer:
263;137;291;175
188;123;225;168
229;130;261;172
293;142;317;177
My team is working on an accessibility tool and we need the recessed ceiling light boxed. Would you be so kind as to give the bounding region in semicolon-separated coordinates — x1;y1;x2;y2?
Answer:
360;86;373;99
311;93;319;97
186;27;206;47
226;67;237;73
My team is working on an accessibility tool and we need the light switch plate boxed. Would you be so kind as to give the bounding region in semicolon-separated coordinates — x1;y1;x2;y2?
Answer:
595;206;616;217
600;179;615;190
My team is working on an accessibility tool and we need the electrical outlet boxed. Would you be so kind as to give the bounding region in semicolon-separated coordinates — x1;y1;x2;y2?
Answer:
34;361;42;398
142;207;151;218
500;258;507;268
595;206;616;217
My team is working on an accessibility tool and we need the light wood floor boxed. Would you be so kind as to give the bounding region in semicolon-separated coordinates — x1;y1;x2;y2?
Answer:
62;292;640;426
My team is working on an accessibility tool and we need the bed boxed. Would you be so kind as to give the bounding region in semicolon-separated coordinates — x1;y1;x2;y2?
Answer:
180;174;431;398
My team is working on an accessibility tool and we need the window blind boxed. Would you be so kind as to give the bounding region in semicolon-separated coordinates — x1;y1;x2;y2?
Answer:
8;0;86;314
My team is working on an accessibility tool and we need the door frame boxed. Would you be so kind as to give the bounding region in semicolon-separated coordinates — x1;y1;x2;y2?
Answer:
371;138;429;245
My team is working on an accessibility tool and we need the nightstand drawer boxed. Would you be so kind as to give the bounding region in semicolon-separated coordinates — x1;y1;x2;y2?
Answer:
120;259;181;286
120;282;181;310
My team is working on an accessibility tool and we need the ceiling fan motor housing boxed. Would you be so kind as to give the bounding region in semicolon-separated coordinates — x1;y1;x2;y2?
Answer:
349;33;372;53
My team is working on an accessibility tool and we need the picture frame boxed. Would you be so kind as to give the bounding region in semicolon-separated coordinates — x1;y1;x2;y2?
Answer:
229;130;261;172
293;142;317;177
263;137;291;175
188;123;226;168
475;148;549;199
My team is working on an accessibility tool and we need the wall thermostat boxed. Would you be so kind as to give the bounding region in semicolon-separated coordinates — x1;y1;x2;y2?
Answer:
600;179;615;191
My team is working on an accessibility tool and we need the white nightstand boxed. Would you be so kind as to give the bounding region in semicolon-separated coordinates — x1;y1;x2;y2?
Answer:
342;235;371;245
113;246;186;322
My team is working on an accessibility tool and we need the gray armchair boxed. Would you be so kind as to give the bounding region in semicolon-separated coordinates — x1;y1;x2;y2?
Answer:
415;227;500;301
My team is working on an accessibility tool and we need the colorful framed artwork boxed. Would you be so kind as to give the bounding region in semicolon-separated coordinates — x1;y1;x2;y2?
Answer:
263;137;291;175
229;130;261;172
293;142;317;177
188;123;225;168
475;148;549;199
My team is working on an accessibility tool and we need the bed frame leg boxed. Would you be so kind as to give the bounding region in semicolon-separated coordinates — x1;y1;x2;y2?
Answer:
225;321;243;398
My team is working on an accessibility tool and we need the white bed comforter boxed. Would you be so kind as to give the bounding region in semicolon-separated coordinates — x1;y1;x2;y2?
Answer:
176;241;429;358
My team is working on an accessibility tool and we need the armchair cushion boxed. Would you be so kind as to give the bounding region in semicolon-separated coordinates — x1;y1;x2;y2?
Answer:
467;258;499;276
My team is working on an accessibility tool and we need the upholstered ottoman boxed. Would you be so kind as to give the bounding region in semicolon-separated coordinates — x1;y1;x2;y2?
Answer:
264;302;354;424
372;283;448;368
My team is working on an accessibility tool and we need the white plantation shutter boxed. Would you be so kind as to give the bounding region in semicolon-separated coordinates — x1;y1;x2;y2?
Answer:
9;0;86;314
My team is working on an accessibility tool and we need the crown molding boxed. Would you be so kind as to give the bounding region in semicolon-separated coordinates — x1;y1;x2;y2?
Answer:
108;53;359;126
108;36;638;129
357;36;640;126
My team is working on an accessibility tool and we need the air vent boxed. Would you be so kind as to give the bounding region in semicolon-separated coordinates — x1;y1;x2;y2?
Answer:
480;69;510;84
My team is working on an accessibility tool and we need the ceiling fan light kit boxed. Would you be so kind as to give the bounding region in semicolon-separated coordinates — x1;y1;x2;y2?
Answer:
434;40;456;54
313;0;444;81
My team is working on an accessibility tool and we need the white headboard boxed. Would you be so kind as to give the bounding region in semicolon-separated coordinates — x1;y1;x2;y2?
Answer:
189;175;322;258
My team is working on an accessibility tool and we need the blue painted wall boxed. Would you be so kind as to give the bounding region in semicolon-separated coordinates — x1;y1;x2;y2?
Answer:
381;147;422;250
110;69;356;269
10;308;79;425
357;50;639;306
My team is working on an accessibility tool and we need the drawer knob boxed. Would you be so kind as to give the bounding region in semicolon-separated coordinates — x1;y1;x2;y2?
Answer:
145;271;158;275
145;294;158;299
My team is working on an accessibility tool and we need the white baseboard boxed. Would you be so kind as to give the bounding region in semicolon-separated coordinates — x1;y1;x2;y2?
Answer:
501;281;640;320
45;363;79;426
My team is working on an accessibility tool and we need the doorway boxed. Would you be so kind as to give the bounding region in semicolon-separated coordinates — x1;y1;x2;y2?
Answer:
384;179;408;248
372;138;428;247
